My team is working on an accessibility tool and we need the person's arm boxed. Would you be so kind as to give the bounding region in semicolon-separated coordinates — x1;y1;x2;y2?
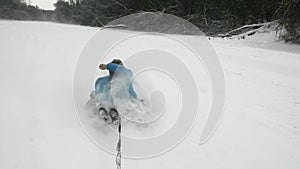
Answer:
105;63;126;72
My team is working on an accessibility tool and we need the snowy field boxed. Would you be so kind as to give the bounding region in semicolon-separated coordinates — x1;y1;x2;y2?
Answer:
0;20;300;169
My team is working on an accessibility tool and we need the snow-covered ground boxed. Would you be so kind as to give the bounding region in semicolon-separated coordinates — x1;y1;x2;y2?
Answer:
0;20;300;169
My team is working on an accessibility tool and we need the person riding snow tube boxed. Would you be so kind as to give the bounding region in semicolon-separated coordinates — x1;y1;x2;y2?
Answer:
95;59;137;124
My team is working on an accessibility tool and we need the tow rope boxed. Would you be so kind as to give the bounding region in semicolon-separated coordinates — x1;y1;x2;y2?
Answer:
115;116;122;169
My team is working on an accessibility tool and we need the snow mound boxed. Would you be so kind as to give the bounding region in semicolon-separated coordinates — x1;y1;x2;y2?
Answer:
106;12;204;35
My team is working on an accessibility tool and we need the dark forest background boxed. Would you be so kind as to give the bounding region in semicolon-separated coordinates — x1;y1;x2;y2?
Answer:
0;0;299;43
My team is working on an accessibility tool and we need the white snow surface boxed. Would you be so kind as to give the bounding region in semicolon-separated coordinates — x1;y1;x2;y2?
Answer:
0;20;300;169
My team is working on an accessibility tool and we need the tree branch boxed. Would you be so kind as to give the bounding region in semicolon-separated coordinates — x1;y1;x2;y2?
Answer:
112;0;132;14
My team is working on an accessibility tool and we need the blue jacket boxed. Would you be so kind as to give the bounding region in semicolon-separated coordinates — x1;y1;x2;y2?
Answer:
95;63;137;99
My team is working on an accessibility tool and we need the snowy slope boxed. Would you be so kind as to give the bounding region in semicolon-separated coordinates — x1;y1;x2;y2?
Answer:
0;20;300;169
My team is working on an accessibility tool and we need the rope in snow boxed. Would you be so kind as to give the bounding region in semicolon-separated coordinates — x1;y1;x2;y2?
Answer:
116;115;122;169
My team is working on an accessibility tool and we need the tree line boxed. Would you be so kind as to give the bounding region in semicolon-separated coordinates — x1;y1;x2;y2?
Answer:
0;0;299;43
0;0;56;21
54;0;300;43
